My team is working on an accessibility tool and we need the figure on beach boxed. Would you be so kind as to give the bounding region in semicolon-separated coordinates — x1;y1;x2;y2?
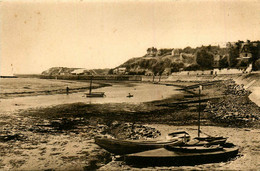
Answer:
66;86;69;95
127;93;133;98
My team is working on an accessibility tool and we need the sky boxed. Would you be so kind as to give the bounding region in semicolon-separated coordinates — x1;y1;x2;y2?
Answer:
0;0;260;75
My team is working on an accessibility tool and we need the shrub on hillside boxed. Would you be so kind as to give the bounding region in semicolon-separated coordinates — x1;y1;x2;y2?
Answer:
196;49;214;69
219;56;229;69
171;62;184;72
184;64;200;71
254;59;260;70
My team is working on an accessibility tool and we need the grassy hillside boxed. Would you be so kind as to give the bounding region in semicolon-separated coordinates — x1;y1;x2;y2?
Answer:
118;54;196;75
41;67;110;76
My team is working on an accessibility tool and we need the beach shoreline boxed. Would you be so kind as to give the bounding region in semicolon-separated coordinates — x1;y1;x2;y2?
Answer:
0;77;259;170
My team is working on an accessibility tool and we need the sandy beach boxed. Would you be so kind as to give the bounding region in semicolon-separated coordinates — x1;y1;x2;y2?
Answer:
0;77;259;170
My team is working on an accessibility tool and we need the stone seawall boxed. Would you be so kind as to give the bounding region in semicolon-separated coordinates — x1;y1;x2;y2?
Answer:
233;72;260;107
165;72;260;107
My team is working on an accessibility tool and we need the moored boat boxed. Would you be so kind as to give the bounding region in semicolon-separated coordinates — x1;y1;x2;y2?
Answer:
124;85;239;166
165;144;223;153
86;75;105;98
85;92;105;97
124;143;238;166
94;131;189;155
126;93;134;98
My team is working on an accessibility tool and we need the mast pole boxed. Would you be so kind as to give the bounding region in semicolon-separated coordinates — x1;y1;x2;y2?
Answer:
89;75;93;94
198;85;202;137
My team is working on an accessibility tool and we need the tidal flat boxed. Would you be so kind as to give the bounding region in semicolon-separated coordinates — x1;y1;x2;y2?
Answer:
0;78;259;170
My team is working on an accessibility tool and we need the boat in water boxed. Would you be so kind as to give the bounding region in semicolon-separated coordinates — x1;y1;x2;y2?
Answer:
94;131;190;155
85;76;105;98
86;92;105;97
126;93;134;98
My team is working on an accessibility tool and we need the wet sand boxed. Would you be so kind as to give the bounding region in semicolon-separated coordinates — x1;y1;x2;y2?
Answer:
0;80;186;170
0;78;109;99
0;78;259;170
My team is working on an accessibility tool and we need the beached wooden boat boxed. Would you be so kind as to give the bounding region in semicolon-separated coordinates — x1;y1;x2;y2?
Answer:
124;143;238;166
194;136;227;145
94;131;189;155
165;145;223;153
124;85;238;166
175;137;227;147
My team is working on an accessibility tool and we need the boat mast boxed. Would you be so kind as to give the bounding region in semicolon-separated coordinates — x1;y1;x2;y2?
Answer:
89;75;93;94
198;85;202;137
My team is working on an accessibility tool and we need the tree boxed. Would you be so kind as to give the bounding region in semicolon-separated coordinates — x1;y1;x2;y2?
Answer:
171;62;184;72
219;56;229;69
227;41;243;68
108;69;114;75
184;64;200;71
196;49;214;69
183;46;194;54
152;61;165;75
248;41;260;70
237;60;248;68
254;59;260;71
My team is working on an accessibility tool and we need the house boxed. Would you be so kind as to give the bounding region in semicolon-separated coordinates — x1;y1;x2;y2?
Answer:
239;43;253;60
113;67;126;74
58;67;71;75
156;48;173;56
236;41;260;60
71;68;91;75
146;47;157;57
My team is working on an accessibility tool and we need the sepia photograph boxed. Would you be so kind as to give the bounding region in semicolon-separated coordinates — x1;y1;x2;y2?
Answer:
0;0;260;170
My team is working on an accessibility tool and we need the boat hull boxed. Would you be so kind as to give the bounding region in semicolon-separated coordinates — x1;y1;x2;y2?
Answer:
94;136;183;155
125;146;238;166
85;92;105;97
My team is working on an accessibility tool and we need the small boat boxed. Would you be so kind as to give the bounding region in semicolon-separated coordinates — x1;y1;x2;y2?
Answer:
176;137;227;147
86;92;105;98
167;130;190;142
86;76;105;98
194;136;227;146
94;131;189;155
126;93;134;98
124;85;238;166
194;136;226;142
165;145;223;153
124;143;238;166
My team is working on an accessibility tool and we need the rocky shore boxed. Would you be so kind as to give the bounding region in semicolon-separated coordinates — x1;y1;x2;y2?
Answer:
205;80;260;128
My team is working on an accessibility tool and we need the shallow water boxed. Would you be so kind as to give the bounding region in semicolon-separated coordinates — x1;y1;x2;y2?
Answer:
0;83;181;114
